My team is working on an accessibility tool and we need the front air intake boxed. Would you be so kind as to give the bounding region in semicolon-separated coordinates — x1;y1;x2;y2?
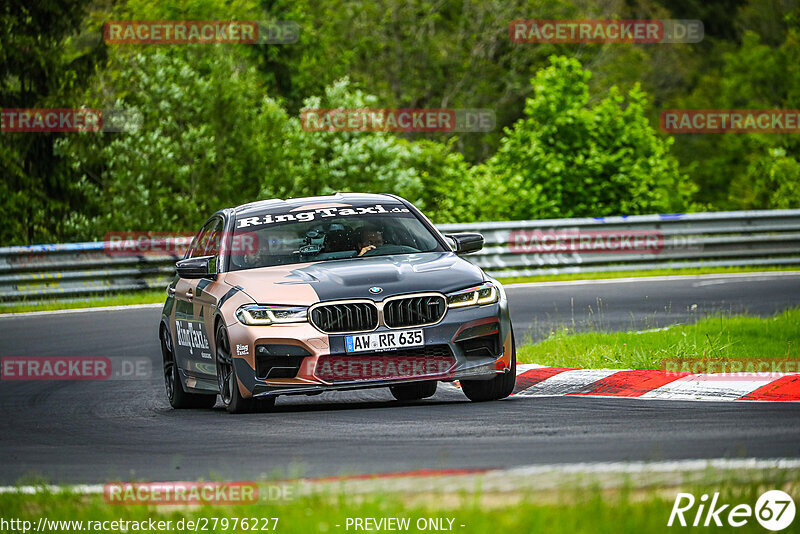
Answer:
383;295;446;328
310;302;379;333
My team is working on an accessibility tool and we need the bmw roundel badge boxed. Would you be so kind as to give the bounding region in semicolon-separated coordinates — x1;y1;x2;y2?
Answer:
369;286;383;294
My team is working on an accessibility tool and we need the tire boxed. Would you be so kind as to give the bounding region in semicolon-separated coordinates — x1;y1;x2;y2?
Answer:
461;332;516;402
215;322;260;414
390;380;438;401
161;325;216;409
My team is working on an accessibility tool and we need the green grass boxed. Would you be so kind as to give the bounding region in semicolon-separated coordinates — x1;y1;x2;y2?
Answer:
518;309;799;369
0;290;165;314
0;479;795;534
497;265;800;284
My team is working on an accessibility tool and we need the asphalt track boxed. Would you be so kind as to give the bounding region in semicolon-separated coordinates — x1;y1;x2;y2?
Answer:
0;273;798;484
507;272;800;342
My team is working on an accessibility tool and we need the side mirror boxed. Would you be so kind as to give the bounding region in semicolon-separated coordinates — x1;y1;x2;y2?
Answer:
176;255;217;279
445;233;484;254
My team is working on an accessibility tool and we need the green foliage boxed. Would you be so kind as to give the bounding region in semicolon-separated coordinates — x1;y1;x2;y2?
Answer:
260;78;471;223
733;148;800;209
673;25;800;209
3;0;798;245
473;56;692;221
517;309;800;369
251;0;587;161
56;46;287;236
0;0;102;245
3;480;795;534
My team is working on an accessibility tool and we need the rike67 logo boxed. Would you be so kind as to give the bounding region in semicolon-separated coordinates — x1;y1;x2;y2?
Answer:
669;490;795;530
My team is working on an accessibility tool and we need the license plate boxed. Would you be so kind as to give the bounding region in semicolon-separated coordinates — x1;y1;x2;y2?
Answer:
345;329;424;353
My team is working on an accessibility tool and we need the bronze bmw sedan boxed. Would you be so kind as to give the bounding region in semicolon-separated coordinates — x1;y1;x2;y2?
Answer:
159;193;516;413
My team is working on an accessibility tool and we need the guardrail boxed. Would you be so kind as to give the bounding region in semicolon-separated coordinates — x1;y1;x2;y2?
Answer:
1;210;799;304
438;209;800;279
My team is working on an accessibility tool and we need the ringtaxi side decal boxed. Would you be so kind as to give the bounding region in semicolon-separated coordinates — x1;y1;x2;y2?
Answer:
175;320;210;356
236;204;410;229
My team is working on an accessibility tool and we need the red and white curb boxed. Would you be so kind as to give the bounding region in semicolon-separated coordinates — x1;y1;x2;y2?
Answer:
512;364;800;401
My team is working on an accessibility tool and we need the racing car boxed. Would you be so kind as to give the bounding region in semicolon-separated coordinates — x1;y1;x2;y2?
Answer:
159;193;515;413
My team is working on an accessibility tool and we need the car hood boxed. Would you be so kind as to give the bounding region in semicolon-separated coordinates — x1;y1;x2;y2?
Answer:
223;252;485;304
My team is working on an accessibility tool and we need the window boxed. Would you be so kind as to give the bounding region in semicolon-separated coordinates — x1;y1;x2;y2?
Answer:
187;218;220;259
201;217;223;257
229;203;444;271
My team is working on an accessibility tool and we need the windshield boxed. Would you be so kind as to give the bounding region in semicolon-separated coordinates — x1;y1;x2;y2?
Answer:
229;202;445;270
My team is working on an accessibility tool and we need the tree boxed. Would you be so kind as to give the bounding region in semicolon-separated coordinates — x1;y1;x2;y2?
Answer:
0;0;102;244
258;78;471;223
251;0;689;164
56;46;288;237
673;27;800;209
732;148;800;209
473;56;692;221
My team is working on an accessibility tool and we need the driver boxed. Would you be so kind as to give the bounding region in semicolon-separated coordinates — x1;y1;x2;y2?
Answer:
357;226;385;256
235;232;268;268
238;245;263;268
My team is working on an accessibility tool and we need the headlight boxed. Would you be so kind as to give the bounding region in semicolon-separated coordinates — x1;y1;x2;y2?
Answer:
236;304;309;325
446;282;499;308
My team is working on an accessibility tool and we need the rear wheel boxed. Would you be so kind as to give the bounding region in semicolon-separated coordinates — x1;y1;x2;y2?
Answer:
390;380;437;401
461;333;516;402
161;325;216;409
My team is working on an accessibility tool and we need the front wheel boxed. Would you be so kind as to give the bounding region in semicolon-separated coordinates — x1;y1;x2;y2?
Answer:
390;381;437;401
461;334;516;402
216;323;272;414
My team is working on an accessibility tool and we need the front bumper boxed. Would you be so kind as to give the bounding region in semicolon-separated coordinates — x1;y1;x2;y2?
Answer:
226;301;513;399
